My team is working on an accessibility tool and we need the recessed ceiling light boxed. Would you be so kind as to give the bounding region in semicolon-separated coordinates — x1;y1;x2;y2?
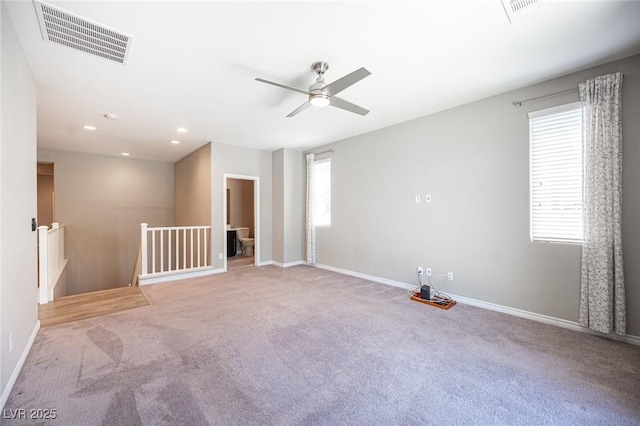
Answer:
177;127;188;133
171;140;180;145
121;152;130;156
83;125;96;130
104;113;118;120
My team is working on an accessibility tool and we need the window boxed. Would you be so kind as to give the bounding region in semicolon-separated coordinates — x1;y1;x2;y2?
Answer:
313;159;331;226
529;102;583;243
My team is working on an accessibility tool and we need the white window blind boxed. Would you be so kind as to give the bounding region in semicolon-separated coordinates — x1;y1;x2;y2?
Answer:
529;101;583;243
313;159;331;227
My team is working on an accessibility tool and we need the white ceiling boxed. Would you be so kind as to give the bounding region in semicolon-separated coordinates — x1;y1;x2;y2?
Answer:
6;0;640;162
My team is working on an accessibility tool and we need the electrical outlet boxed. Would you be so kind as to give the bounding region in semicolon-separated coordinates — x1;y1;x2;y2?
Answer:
447;272;454;281
218;253;223;260
425;194;432;203
417;266;423;275
415;195;421;203
9;333;13;352
426;268;432;276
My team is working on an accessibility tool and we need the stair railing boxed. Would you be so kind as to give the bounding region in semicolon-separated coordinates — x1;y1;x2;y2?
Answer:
139;223;211;279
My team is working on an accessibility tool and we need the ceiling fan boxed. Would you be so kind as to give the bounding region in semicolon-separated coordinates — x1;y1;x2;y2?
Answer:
256;61;371;117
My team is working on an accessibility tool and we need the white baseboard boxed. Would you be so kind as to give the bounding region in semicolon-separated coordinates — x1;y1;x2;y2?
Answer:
272;260;305;268
312;263;640;347
1;321;40;411
314;263;415;290
139;267;224;285
257;260;273;267
448;292;640;346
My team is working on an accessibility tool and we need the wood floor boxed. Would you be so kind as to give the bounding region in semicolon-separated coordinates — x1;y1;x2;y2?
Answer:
228;255;255;268
39;286;150;327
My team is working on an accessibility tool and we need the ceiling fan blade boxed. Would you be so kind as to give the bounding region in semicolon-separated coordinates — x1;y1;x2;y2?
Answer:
255;78;310;96
286;101;312;117
324;67;371;96
330;96;369;116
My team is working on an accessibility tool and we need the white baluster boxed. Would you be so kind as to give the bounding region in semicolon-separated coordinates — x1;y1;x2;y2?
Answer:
159;229;164;272
175;229;177;271
204;228;208;266
197;228;201;268
168;228;172;271
190;228;194;269
152;230;157;273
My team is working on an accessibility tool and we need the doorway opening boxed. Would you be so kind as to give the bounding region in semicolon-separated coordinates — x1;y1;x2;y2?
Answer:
223;174;260;270
37;162;55;228
36;162;55;296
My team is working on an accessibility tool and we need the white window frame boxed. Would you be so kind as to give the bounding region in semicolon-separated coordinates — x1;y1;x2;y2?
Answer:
529;101;583;244
313;158;331;227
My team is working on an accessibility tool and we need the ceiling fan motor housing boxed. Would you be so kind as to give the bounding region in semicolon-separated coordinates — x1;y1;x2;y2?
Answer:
309;81;326;93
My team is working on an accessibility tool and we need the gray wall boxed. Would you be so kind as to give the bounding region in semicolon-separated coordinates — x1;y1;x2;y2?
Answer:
272;150;284;262
311;54;640;336
211;142;272;268
1;2;39;402
272;149;303;264
37;149;175;295
284;149;303;263
175;143;211;227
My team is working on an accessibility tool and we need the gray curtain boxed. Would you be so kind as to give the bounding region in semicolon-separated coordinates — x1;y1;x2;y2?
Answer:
305;154;317;264
579;72;625;335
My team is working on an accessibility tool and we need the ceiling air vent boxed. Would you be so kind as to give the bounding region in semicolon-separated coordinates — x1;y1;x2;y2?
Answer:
33;0;132;64
501;0;543;23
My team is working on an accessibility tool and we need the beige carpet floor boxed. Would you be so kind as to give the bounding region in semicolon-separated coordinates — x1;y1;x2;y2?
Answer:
5;265;640;425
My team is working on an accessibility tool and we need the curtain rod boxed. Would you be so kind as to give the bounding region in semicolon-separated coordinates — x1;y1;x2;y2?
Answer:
512;88;578;107
305;149;334;156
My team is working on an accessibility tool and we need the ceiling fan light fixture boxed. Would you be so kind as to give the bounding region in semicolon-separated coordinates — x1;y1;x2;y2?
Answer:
310;94;331;108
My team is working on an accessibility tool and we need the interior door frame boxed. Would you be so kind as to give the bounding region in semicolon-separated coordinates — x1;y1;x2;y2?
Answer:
222;173;260;271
